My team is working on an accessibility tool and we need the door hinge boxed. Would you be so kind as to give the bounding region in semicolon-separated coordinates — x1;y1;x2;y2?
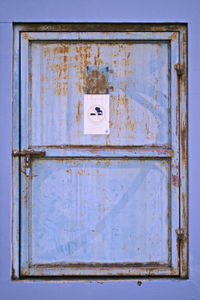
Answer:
176;228;185;241
174;63;184;76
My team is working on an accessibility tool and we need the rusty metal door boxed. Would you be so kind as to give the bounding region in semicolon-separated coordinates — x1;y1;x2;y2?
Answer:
12;24;187;279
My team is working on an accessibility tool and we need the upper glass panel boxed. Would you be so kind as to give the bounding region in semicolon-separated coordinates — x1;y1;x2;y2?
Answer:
30;41;170;146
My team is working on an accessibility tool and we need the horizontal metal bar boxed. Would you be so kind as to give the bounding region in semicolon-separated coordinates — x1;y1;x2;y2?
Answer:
21;31;178;41
21;265;179;277
25;147;174;158
30;262;169;268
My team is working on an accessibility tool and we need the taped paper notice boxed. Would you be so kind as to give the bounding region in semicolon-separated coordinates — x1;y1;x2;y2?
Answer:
84;94;110;135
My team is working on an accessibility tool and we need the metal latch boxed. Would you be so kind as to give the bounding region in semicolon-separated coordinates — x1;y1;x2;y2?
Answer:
12;149;46;176
174;63;184;76
12;149;46;157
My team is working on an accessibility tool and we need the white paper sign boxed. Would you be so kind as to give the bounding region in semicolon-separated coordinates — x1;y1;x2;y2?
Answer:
84;94;110;135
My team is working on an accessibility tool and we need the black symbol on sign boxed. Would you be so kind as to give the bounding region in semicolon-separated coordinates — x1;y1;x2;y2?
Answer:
90;107;103;116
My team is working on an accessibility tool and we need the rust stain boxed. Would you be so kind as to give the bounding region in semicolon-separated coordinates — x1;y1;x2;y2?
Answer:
41;74;49;82
181;119;187;165
145;122;150;138
181;252;187;276
113;59;118;73
96;160;111;166
48;45;70;96
54;46;69;55
21;266;29;276
182;192;187;223
77;169;86;176
154;103;159;110
28;72;32;82
17;23;186;33
170;32;178;40
127;114;135;131
105;134;110;146
54;81;67;97
76;101;81;123
175;101;179;137
75;45;92;94
176;229;181;275
54;71;68;81
66;169;72;174
94;47;103;67
75;45;92;69
22;32;31;40
179;28;188;279
167;235;171;264
104;160;111;166
182;67;187;97
117;95;135;134
154;78;158;104
181;192;188;276
51;63;68;74
181;30;188;99
113;96;122;137
12;267;18;280
114;95;136;138
43;47;51;57
85;70;108;94
172;175;179;187
169;149;174;157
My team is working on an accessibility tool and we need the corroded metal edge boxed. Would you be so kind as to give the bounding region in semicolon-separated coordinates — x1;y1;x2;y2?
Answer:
12;25;20;280
13;22;187;33
179;24;188;279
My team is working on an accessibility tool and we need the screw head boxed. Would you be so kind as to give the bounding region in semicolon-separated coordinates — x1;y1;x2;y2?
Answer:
137;281;142;286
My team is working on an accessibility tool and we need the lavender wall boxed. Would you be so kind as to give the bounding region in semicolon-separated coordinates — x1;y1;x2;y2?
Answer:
0;0;199;299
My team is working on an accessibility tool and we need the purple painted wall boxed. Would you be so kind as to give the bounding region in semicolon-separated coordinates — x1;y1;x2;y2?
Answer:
0;0;199;299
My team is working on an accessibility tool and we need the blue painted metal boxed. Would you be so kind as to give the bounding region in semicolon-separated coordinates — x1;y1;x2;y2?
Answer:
13;27;184;278
23;32;173;147
30;159;169;272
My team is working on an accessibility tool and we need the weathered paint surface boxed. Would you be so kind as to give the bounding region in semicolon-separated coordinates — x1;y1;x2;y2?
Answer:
30;41;169;146
12;24;187;280
31;159;169;264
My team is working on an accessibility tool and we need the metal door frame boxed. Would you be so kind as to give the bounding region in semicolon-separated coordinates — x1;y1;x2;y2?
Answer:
12;23;188;280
